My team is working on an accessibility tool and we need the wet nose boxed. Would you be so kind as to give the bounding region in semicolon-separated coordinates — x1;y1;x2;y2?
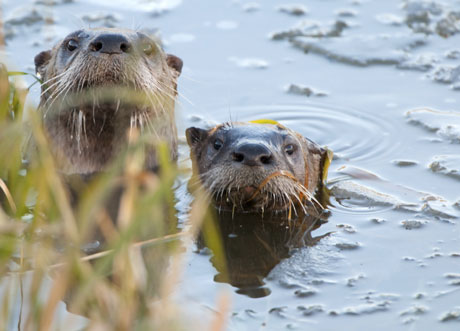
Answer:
89;34;131;54
232;143;273;166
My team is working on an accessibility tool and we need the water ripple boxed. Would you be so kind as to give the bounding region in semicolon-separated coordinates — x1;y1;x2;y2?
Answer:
228;103;400;163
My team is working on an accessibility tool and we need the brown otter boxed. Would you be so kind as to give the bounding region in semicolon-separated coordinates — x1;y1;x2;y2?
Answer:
33;28;183;174
186;122;332;214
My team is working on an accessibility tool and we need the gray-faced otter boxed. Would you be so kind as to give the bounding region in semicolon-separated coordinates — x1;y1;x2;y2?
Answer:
33;28;183;174
186;121;332;214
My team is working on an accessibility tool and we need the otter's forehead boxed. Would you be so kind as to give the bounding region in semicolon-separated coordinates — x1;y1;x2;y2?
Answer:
61;28;145;42
217;124;292;145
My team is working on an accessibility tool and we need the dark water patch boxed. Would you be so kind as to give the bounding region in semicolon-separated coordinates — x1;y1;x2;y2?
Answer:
197;210;330;298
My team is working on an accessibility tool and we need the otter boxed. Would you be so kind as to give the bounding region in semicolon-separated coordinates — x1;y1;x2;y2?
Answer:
33;28;183;174
186;122;332;214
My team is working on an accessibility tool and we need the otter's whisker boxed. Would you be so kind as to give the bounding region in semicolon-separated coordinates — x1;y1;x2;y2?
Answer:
40;69;72;97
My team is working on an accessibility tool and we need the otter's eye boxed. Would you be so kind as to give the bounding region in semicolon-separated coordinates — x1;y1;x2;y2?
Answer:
143;43;154;56
67;39;78;52
285;144;295;155
213;139;223;151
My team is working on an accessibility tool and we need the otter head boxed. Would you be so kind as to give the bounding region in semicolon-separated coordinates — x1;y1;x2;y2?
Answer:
34;28;183;174
186;122;331;214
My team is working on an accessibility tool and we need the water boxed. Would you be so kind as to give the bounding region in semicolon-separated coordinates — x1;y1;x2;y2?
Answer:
2;0;460;329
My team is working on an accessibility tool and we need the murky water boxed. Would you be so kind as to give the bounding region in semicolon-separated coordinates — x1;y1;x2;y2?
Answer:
2;0;460;329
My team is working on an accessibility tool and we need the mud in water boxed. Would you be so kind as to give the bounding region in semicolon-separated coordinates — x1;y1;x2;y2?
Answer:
2;0;460;330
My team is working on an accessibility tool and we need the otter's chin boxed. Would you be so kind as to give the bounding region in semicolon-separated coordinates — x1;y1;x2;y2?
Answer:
50;84;153;118
211;188;292;214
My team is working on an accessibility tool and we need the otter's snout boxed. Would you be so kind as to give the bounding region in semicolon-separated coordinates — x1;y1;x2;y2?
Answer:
89;34;131;54
231;143;273;167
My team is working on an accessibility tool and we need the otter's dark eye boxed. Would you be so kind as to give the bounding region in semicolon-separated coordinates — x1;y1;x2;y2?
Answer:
213;139;223;150
285;144;295;155
143;43;154;56
67;39;78;52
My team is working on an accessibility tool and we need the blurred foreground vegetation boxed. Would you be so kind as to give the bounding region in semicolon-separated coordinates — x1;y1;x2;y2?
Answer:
0;63;225;330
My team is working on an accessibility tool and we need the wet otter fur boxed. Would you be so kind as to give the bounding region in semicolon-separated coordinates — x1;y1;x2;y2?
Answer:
186;122;332;214
33;28;183;174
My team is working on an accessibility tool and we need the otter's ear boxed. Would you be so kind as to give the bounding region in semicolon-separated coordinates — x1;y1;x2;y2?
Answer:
34;50;52;78
166;54;183;75
186;127;208;149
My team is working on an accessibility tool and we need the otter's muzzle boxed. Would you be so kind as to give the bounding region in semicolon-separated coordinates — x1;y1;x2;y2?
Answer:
89;34;131;55
231;143;273;167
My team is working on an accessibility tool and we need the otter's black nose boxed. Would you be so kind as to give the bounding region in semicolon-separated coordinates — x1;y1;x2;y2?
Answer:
232;143;273;166
89;34;131;54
